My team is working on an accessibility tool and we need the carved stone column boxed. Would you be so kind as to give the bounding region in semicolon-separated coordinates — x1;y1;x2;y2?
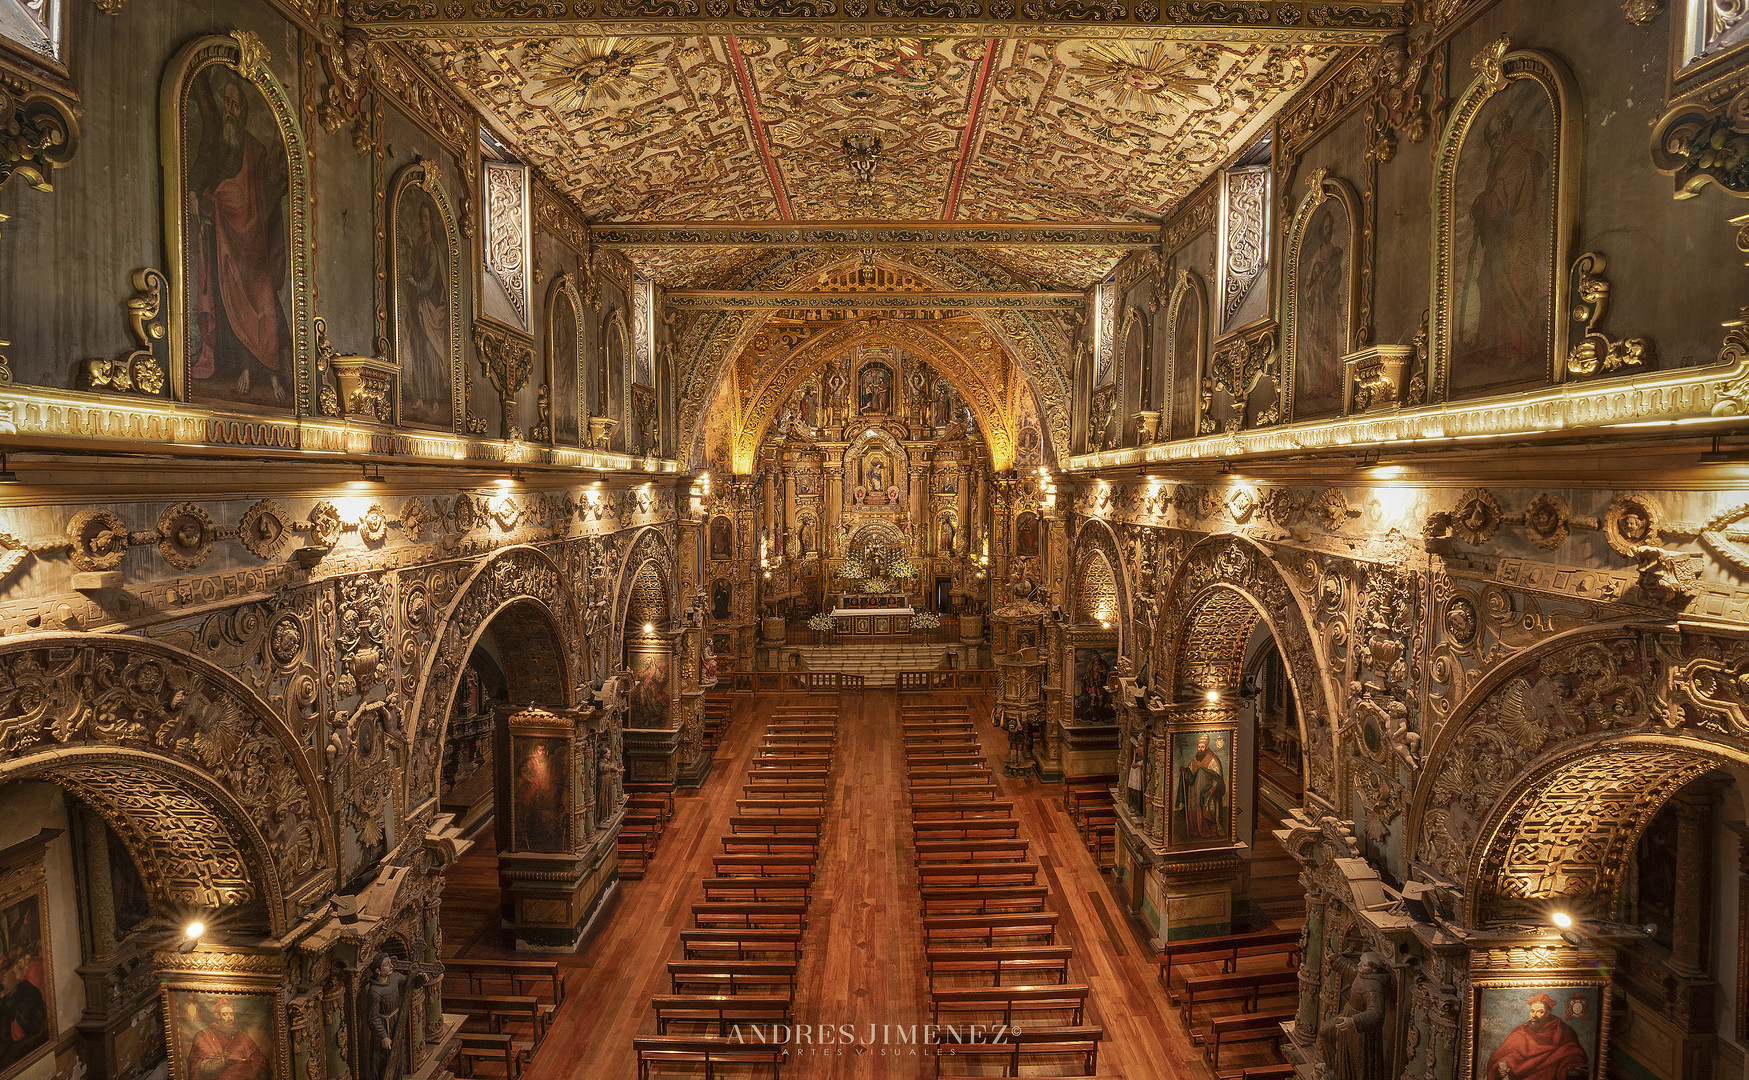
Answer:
761;467;776;550
909;463;928;555
954;449;971;556
823;460;844;559
782;459;798;557
1669;791;1713;977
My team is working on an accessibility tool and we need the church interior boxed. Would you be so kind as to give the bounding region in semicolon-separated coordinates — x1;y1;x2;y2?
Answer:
3;0;1749;1078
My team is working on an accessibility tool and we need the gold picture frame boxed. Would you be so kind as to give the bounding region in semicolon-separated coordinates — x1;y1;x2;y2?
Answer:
1429;39;1580;403
159;31;313;415
387;159;464;433
1281;170;1363;421
0;843;57;1080
546;274;587;446
1165;268;1207;441
159;953;288;1080
1463;949;1612;1080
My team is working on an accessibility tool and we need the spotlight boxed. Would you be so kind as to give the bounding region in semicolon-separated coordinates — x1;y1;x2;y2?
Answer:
1700;436;1749;464
179;921;206;953
643;622;654;633
1218;461;1232;475
0;455;17;484
1551;912;1572;930
1205;690;1220;703
359;464;386;484
512;470;526;483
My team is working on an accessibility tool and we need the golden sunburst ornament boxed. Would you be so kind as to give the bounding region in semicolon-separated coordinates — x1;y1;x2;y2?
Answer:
525;38;666;112
1068;43;1212;116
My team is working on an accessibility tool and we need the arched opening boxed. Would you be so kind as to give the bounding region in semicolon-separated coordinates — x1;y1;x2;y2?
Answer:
623;559;672;731
1462;736;1749;1080
436;600;569;952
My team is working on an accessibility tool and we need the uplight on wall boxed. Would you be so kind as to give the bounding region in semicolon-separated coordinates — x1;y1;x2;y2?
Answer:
1205;690;1221;703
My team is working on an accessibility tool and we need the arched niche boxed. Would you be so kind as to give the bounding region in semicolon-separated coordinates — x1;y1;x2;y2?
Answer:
841;427;910;509
0;634;336;935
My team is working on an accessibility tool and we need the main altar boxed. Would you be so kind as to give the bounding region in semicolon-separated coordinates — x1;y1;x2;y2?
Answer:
827;539;917;636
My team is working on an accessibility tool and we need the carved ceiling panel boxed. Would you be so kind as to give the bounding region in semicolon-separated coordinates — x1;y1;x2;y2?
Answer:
416;35;1331;287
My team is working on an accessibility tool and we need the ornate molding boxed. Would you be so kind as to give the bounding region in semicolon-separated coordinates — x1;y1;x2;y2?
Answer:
0;86;78;233
473;322;535;441
1564;252;1652;377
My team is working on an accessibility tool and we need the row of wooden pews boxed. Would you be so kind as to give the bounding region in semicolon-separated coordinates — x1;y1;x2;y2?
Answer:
617;784;677;879
900;702;1105;1079
442;958;569;1080
703;691;734;751
1062;772;1118;868
1160;927;1303;1075
632;699;841;1080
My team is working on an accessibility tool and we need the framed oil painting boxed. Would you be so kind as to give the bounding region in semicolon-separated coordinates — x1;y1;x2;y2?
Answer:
858;362;893;415
0;856;55;1080
1432;44;1578;401
1284;174;1360;420
1073;647;1117;724
389;161;461;431
1015;511;1041;559
162;32;310;413
1171;728;1233;846
165;989;278;1080
547;277;583;445
511;735;567;852
1469;980;1606;1080
710;516;733;560
1167;270;1206;440
628;650;670;729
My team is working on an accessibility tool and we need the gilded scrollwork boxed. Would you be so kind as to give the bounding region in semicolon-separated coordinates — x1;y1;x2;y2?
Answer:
83;269;170;397
1564;252;1652;377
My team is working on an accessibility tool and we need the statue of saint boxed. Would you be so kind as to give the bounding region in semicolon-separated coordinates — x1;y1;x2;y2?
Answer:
1318;953;1391;1080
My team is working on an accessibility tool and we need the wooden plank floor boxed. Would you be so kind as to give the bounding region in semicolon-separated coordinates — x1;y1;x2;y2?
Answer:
438;690;1302;1078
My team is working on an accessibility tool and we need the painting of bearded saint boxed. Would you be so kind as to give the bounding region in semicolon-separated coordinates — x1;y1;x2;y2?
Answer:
1173;731;1230;844
396;184;452;428
185;66;293;410
172;992;273;1080
1295;198;1349;418
1451;79;1554;396
513;737;566;852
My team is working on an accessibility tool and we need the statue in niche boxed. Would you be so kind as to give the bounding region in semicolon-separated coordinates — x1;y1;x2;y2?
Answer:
362;955;425;1080
1317;953;1390;1080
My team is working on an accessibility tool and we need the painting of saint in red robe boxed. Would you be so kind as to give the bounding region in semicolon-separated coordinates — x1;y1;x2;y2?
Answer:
185;66;293;409
1478;988;1597;1080
1450;79;1554;397
174;994;273;1080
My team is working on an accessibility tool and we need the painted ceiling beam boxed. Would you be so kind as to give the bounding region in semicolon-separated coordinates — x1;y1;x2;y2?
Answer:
587;221;1163;248
664;291;1085;310
343;5;1408;41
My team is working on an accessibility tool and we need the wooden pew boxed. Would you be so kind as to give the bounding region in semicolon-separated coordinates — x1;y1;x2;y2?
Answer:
737;799;827;816
745;765;830;780
903;728;978;743
702;876;811;904
1203;1010;1293;1070
1158;929;1302;992
911;800;1016;821
913;839;1031;865
922;911;1058;947
691;902;808;931
616;825;656;877
916;862;1038;888
668;961;797;998
919;885;1051;916
443;993;546;1039
679;928;805;961
741;783;827;800
444;958;566;1004
752;751;832;766
911;817;1019;840
1062;773;1116;819
712;853;817;879
908;769;994;787
730;814;823;834
925;945;1072;986
904;754;987;769
632;1035;786;1080
457;1031;523;1080
931;983;1090;1026
928;1026;1102;1078
625;787;676;823
649;995;791;1036
1179;969;1300;1022
904;740;982;754
722;834;820;857
907;782;999;802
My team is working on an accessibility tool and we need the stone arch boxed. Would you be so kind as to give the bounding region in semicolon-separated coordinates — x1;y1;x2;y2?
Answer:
676;251;1072;471
1067;518;1130;652
1401;622;1748;902
410;546;583;806
1461;732;1738;926
1153;534;1340;806
735;321;1014;472
610;527;676;661
0;633;335;935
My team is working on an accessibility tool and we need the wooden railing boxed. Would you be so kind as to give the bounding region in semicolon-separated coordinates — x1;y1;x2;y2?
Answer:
722;671;867;692
895;670;998;692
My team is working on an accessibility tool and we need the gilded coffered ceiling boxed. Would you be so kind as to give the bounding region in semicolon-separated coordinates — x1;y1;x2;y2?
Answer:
417;34;1332;287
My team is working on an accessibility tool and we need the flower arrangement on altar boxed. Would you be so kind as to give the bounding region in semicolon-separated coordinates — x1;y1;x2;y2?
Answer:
862;578;892;593
912;612;942;630
807;613;835;632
